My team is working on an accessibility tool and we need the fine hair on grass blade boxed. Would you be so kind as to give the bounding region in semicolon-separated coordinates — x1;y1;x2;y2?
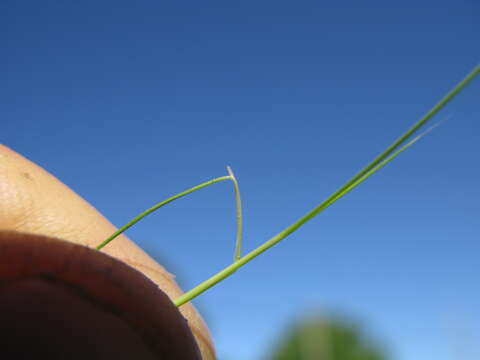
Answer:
174;64;479;307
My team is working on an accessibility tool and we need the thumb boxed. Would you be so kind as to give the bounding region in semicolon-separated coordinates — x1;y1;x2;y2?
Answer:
0;144;214;359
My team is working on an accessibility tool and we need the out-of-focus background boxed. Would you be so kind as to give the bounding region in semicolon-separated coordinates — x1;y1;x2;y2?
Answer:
3;1;479;359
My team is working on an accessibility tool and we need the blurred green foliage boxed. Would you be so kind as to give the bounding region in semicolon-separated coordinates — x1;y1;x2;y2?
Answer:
268;315;387;360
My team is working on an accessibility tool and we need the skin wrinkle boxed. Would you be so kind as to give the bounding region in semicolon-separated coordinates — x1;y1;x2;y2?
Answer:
120;259;176;282
0;144;215;359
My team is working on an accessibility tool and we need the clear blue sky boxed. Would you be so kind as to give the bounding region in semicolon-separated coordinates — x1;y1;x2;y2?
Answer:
3;1;479;359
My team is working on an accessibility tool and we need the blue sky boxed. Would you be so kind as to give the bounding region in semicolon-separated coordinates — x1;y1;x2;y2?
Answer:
3;1;479;359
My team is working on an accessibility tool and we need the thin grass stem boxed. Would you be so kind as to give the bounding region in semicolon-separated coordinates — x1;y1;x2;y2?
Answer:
96;176;231;250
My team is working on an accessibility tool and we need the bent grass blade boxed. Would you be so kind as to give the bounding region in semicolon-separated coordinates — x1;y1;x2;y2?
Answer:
227;166;243;262
96;169;243;253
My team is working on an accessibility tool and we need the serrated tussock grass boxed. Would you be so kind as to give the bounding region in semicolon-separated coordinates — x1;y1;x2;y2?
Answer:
96;64;479;307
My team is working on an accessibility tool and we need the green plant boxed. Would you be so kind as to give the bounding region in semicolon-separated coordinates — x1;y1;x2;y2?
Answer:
96;64;479;308
269;315;387;360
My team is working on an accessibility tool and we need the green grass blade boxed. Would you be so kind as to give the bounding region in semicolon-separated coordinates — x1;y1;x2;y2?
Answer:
328;122;442;208
328;64;479;204
174;64;479;307
174;124;436;307
96;176;231;250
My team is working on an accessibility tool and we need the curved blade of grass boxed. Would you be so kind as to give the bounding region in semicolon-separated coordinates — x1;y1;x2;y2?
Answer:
96;176;231;250
174;64;479;307
227;166;243;262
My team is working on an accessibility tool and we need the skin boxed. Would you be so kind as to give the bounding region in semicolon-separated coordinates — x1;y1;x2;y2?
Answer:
0;231;201;359
0;144;215;359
